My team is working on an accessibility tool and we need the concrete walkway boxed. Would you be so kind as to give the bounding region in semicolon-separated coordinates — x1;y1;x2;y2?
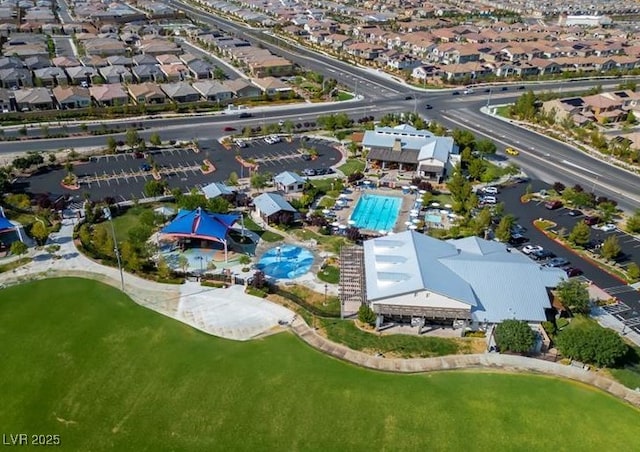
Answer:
290;317;640;407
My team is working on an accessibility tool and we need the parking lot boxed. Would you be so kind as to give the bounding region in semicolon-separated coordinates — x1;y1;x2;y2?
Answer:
498;180;640;334
15;137;342;202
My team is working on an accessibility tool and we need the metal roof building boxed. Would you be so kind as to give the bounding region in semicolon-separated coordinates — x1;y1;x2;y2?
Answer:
361;231;565;324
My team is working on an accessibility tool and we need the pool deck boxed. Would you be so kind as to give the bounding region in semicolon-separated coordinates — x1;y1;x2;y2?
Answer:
333;187;416;235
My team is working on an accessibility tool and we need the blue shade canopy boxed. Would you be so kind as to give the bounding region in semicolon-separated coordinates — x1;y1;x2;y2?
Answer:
0;215;13;231
161;207;239;242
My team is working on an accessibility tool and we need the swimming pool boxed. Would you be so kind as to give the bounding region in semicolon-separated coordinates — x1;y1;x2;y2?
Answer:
425;214;442;224
350;194;402;232
256;245;314;279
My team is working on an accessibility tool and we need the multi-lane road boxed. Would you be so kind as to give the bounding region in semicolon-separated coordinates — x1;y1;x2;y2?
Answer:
2;1;640;211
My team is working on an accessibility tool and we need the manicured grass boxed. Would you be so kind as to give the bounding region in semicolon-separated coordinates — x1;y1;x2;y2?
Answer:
319;318;463;357
317;264;340;284
94;204;166;242
337;91;354;101
309;177;342;193
338;158;365;176
243;216;283;242
291;228;347;254
494;105;511;117
1;278;639;451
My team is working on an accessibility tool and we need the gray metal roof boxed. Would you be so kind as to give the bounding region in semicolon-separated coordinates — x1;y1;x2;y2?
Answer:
253;192;296;216
201;182;236;199
364;231;565;323
362;124;456;164
274;171;305;186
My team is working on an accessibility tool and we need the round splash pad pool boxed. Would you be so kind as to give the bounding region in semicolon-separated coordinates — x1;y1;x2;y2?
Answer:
256;245;314;279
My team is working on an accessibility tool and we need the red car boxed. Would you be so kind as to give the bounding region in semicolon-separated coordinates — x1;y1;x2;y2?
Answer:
544;200;562;210
223;126;236;132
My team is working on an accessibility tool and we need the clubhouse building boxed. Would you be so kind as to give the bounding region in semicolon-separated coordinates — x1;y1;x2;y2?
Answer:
339;231;566;331
362;124;459;182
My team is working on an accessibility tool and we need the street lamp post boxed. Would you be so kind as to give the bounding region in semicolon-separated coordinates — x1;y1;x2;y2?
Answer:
102;207;125;292
324;283;328;306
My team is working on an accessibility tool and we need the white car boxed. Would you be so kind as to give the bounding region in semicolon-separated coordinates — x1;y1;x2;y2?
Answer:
599;223;617;232
522;245;543;255
270;135;281;143
483;186;498;195
264;137;275;144
481;196;497;204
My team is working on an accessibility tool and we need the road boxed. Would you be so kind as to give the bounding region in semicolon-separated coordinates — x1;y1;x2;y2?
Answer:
4;0;640;211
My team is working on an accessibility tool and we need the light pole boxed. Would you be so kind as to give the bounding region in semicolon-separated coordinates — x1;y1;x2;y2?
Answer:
103;207;125;292
486;89;492;109
324;283;328;306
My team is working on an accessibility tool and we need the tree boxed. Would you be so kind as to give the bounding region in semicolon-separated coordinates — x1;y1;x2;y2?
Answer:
601;235;621;261
626;210;640;234
47;153;56;164
476;139;497;159
149;133;162;146
555;319;627;367
10;240;28;256
144;180;167;197
494;319;535;354
568;221;590;246
177;255;189;274
627;262;640;281
156;255;171;280
30;221;49;246
120;241;141;272
556;279;590;314
358;304;376;325
106;136;117;153
125;128;139;150
495;216;513;242
227;171;239;186
468;158;485;181
597;201;617;223
250;172;269;191
446;165;473;215
207;196;231;213
512;90;537;120
451;129;476;151
212;66;226;81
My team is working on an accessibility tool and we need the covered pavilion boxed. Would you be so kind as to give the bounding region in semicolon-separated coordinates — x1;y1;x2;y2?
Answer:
160;207;240;262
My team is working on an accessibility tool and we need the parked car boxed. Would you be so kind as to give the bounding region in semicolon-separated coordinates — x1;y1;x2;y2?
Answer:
505;147;519;156
567;209;583;217
234;140;247;148
134;152;144;159
511;224;527;235
522;245;543;255
585;239;603;251
302;168;316;176
583;215;600;226
483;186;499;195
545;257;570;268
598;223;617;232
140;163;151;171
564;267;583;277
481;195;497;204
223;126;236;132
545;200;562;210
508;234;529;246
315;168;327;175
531;249;555;261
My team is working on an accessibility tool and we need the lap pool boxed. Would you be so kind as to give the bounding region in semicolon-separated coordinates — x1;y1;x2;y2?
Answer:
350;194;402;232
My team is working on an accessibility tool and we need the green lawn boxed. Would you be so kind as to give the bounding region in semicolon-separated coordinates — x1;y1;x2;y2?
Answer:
317;264;340;284
319;318;462;357
338;158;365;176
337;91;354;101
1;278;639;451
242;216;283;242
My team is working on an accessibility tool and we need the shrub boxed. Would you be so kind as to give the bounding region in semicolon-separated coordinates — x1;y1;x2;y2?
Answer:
201;281;226;288
541;321;557;337
246;287;267;298
494;319;536;354
357;304;376;325
556;319;627;367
